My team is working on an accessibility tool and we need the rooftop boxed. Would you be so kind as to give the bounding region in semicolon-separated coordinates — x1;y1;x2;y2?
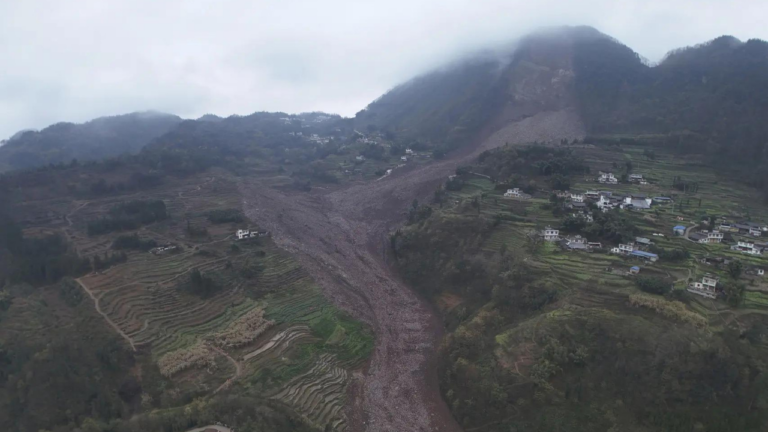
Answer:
630;250;659;259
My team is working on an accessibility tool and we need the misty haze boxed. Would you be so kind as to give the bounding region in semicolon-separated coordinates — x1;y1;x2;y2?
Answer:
2;2;768;432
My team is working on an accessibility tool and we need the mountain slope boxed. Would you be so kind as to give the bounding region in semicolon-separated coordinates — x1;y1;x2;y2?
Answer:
356;26;768;171
0;111;182;171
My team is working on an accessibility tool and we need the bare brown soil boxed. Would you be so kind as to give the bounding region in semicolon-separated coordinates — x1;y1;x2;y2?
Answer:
239;109;585;431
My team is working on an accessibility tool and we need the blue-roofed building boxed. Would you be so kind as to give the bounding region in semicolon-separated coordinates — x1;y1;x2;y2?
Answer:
673;225;686;236
630;250;659;262
629;266;640;275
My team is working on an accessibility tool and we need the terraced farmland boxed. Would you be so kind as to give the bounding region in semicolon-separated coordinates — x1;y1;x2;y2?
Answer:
45;172;374;431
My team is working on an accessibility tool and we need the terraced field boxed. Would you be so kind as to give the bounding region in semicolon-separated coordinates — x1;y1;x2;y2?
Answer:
44;173;374;431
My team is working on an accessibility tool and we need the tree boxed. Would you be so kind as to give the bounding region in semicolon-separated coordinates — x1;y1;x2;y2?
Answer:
526;231;543;255
723;281;746;307
635;276;671;295
728;260;743;280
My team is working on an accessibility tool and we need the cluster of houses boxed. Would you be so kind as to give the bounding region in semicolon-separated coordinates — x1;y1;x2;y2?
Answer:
235;229;270;240
540;227;601;252
557;189;671;213
541;226;657;261
598;172;618;184
596;171;649;185
719;221;766;237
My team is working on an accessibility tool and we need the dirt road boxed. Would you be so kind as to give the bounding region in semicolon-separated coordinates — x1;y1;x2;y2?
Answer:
75;277;137;351
240;109;584;431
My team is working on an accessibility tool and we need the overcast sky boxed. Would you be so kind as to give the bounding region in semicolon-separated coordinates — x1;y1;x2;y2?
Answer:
1;0;766;139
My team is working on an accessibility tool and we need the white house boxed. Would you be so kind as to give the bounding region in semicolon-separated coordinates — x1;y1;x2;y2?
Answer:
355;155;366;161
611;243;635;255
598;172;618;184
597;194;623;212
750;227;762;237
236;229;266;240
619;243;635;254
401;156;408;162
542;226;560;241
732;241;762;255
570;193;585;203
707;230;724;243
504;188;531;199
688;274;719;299
405;148;414;155
629;173;644;182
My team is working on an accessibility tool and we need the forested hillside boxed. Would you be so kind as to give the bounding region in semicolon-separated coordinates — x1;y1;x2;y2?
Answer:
573;35;768;166
392;141;768;431
0;111;181;171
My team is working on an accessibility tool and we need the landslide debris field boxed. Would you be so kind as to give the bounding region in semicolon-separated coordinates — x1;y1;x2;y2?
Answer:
240;109;585;431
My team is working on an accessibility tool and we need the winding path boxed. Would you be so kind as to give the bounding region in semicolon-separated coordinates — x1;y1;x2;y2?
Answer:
75;277;137;351
211;345;242;394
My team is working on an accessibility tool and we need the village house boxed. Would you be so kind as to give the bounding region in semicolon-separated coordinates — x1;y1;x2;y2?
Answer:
629;266;640;275
598;172;618;184
405;148;414;155
562;235;589;251
542;226;560;242
150;244;178;255
584;190;601;200
732;241;763;255
630;250;659;262
355;155;366;161
504;188;531;199
597;194;624;212
653;196;673;204
236;229;253;240
691;230;723;244
719;222;734;232
708;230;724;243
673;225;686;236
635;237;653;246
701;256;730;267
236;229;269;240
688;274;719;299
400;156;408;162
622;194;652;210
570;193;585;203
555;190;571;199
628;173;644;183
612;243;635;255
